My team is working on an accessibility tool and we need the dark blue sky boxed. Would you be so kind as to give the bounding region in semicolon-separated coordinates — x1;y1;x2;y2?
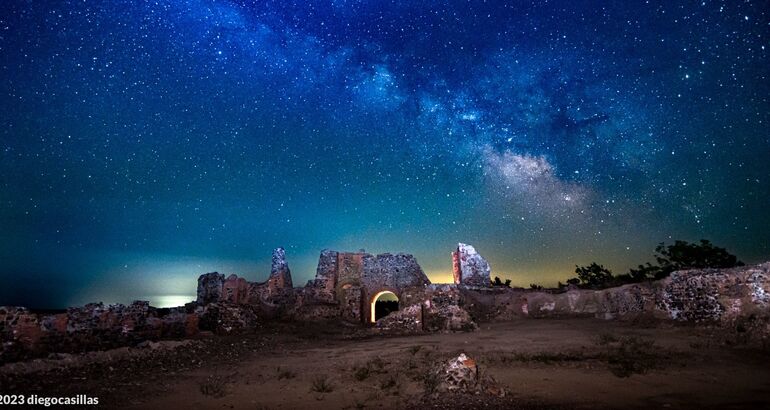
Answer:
1;0;768;308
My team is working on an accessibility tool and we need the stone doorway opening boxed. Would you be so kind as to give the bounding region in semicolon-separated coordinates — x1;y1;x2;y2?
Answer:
370;291;399;323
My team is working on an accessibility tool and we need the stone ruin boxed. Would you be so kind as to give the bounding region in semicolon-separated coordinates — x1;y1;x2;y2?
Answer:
452;243;491;287
2;243;769;363
194;247;478;328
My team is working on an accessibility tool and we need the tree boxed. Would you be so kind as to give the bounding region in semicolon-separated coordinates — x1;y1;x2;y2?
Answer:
627;262;664;281
566;277;581;286
562;239;743;290
574;263;614;288
655;239;743;271
491;276;512;287
631;239;743;280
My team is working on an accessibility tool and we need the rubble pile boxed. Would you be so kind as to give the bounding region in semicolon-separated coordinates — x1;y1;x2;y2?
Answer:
433;353;505;397
374;304;423;333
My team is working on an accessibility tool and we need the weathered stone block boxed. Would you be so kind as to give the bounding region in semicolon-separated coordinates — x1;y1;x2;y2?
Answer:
453;243;491;287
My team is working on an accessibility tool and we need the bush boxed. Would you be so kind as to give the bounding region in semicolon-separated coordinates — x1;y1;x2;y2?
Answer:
380;375;399;390
421;369;440;394
353;365;370;381
602;336;661;377
368;357;386;373
199;375;227;397
277;367;296;380
311;375;334;393
407;345;422;355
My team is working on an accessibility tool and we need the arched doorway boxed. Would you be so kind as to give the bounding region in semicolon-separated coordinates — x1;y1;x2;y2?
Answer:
370;291;399;323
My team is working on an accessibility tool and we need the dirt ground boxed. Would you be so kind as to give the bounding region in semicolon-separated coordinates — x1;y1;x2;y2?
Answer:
2;318;769;409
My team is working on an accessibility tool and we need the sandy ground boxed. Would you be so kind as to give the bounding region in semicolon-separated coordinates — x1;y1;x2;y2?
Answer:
2;319;769;409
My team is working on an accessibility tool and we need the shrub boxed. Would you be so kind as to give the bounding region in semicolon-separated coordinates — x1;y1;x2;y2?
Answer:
595;332;619;345
277;367;296;380
421;369;440;394
353;365;370;381
380;375;399;390
368;357;386;373
199;375;227;397
602;336;661;377
311;375;334;393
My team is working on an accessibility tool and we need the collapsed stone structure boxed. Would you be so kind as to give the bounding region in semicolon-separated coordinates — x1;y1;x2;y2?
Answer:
0;302;201;363
2;243;769;364
195;248;463;327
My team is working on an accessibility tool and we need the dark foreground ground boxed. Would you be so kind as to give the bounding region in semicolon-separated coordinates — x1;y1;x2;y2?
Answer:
1;319;769;409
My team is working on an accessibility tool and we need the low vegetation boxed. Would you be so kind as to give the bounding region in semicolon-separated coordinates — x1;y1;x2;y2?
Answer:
379;374;399;391
310;375;334;393
353;365;370;381
484;333;671;378
199;375;227;397
420;369;441;394
277;367;296;380
558;239;743;290
491;276;512;287
407;345;422;355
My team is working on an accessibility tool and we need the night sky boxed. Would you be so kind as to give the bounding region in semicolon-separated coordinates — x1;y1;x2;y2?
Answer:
1;1;768;308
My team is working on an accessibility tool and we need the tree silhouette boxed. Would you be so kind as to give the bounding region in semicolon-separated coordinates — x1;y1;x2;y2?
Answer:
574;263;613;288
563;239;743;290
491;276;512;287
630;239;743;280
566;277;581;286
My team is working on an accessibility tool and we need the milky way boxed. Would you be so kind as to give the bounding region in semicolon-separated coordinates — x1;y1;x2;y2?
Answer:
1;1;768;307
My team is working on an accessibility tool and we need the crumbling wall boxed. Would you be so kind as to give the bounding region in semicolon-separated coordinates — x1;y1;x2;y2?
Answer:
463;263;770;335
375;284;477;333
195;302;260;334
197;272;225;304
294;249;432;323
0;302;200;364
361;253;431;290
5;244;767;364
198;248;296;309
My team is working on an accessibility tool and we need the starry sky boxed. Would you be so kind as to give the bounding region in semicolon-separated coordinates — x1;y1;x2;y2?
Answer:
1;0;768;308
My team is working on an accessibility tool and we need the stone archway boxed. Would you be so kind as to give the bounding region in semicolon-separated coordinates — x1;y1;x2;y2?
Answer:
370;290;399;323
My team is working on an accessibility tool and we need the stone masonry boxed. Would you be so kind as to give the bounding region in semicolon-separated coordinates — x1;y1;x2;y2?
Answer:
2;244;769;364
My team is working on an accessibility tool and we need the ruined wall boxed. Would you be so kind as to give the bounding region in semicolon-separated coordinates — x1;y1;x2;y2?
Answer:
0;245;457;362
5;244;766;364
461;263;770;345
294;250;432;323
0;302;200;364
197;247;296;308
195;248;437;324
375;284;477;333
